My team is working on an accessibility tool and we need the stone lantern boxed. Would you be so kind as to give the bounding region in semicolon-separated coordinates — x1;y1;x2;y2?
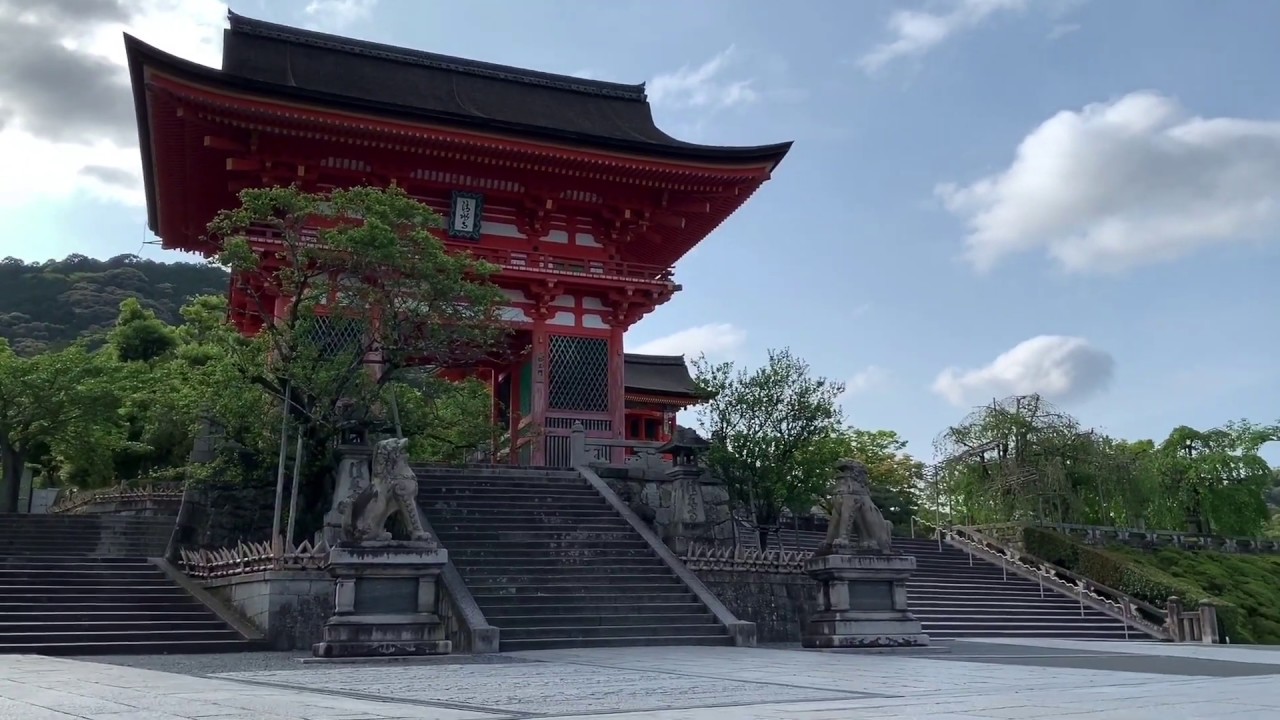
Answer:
656;426;710;468
657;427;712;554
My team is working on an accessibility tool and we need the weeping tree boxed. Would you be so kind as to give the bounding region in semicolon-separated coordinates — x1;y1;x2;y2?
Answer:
206;185;513;538
692;348;847;550
1154;421;1277;536
931;394;1093;526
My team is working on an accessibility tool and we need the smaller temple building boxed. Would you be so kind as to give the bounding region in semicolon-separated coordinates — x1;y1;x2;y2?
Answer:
622;354;702;445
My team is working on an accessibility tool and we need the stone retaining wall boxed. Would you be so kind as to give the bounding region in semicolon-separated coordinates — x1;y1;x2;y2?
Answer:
203;571;333;651
694;569;816;644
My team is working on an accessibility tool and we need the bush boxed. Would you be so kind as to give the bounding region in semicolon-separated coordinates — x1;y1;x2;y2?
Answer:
1023;528;1258;644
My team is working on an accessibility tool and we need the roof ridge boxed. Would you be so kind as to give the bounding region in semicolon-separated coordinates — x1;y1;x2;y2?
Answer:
226;10;648;102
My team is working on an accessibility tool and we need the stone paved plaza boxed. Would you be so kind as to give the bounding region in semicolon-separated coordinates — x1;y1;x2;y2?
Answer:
2;640;1279;719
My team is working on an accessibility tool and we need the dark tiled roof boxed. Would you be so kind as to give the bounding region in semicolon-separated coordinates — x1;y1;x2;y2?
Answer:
216;12;791;163
623;353;700;398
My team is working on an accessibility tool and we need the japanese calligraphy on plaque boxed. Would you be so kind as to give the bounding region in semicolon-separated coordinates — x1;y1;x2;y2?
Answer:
447;190;485;240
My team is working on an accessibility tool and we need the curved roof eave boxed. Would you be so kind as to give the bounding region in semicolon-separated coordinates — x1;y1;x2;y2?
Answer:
123;34;793;220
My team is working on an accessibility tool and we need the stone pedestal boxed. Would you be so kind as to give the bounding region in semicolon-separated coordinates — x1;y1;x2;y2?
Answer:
312;541;452;658
665;464;709;556
322;444;373;545
802;553;929;649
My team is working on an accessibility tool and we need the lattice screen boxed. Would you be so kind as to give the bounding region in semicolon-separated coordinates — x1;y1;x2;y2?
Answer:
305;314;368;359
548;335;609;412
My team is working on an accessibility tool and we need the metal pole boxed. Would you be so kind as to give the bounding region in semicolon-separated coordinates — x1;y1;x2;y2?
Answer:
271;382;291;543
285;429;305;548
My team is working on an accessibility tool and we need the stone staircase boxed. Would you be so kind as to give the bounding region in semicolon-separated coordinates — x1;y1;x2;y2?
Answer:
0;513;258;655
415;465;732;651
759;527;1136;640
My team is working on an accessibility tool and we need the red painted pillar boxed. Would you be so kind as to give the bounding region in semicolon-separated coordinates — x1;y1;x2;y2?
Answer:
530;321;549;465
609;324;627;463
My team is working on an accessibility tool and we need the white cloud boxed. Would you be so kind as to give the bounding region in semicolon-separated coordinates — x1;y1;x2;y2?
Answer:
304;0;376;31
0;0;226;208
842;365;888;399
859;0;1026;73
628;323;746;361
648;46;758;110
932;335;1114;407
937;92;1280;273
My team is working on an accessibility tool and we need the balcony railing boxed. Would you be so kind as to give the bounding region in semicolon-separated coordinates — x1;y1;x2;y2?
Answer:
450;243;673;284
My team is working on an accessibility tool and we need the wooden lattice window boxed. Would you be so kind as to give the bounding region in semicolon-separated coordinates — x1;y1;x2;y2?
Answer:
548;335;609;413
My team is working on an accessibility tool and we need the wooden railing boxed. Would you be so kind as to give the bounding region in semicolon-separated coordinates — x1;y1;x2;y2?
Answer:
946;525;1172;640
683;543;809;574
178;538;331;579
450;244;674;285
49;481;184;515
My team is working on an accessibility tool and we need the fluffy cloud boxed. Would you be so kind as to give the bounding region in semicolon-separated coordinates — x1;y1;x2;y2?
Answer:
938;92;1280;273
0;0;225;207
932;335;1114;407
648;46;758;110
628;323;746;361
859;0;1026;73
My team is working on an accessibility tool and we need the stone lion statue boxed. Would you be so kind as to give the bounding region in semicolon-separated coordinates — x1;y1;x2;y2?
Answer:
821;458;893;554
338;437;432;543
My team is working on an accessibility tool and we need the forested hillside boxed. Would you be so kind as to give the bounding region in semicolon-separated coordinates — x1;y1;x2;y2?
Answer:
0;254;228;355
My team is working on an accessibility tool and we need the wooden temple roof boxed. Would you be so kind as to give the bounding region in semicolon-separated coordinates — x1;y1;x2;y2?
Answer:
623;353;702;402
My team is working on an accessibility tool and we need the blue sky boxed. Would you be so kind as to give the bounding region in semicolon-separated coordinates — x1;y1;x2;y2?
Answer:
1;0;1277;463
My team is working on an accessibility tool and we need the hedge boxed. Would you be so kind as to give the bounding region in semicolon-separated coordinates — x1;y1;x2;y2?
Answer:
1022;527;1258;644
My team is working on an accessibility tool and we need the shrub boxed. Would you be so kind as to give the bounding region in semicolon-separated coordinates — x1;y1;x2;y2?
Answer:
1022;528;1256;643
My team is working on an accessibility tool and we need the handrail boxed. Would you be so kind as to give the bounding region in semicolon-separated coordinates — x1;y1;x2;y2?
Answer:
49;481;184;515
946;525;1171;640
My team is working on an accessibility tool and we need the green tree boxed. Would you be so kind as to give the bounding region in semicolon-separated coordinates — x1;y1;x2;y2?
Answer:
0;340;127;510
205;185;512;538
109;297;178;362
692;348;846;550
1154;421;1278;536
832;428;924;531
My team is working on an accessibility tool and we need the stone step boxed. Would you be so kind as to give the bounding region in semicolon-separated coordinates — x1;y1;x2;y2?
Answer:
911;597;1111;607
433;520;631;533
0;561;156;572
906;581;1063;593
501;623;725;641
412;464;581;475
0;620;231;634
0;575;174;587
462;565;671;578
921;622;1131;632
444;540;653;552
420;500;610;512
435;527;645;538
474;591;697;606
498;635;732;652
428;509;621;521
484;602;710;619
0;600;206;613
0;585;191;597
418;486;602;498
492;612;715;629
416;477;592;489
0;610;219;622
448;551;659;563
912;610;1119;622
462;572;675;587
0;629;244;644
469;579;685;595
0;639;256;656
0;555;150;565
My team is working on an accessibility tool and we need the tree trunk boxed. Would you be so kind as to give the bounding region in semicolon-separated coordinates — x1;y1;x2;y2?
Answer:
757;527;771;553
0;437;25;514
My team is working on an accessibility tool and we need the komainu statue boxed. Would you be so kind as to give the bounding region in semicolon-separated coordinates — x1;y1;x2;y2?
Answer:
821;458;893;554
338;437;432;544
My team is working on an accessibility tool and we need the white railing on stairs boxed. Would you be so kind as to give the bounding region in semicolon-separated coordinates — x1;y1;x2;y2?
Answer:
943;525;1199;641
